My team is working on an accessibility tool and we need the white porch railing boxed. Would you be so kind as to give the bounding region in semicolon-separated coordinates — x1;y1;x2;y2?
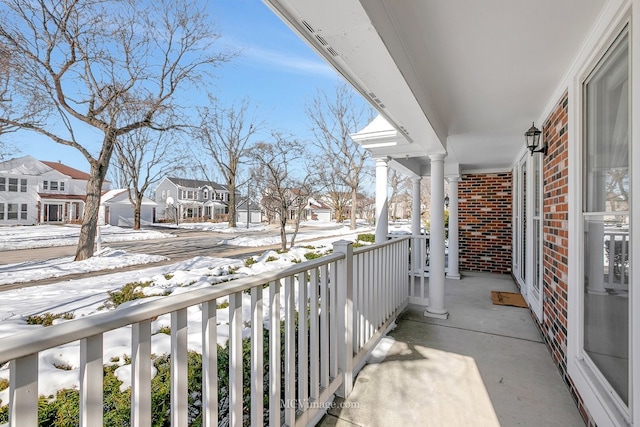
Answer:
0;237;410;427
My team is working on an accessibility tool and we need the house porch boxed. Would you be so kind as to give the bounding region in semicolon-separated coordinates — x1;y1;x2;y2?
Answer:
321;272;584;426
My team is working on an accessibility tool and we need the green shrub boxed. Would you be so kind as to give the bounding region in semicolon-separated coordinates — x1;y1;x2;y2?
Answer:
304;252;323;260
244;257;256;267
265;256;278;262
157;326;171;335
217;301;230;309
25;312;74;327
0;378;8;391
163;273;174;280
357;233;375;243
102;281;153;309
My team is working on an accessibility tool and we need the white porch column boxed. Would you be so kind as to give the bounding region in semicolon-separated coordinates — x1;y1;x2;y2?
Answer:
411;177;422;236
411;176;422;274
425;153;448;319
375;157;389;243
446;177;461;279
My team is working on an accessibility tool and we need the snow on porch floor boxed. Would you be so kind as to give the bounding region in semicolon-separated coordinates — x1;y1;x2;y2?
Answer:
319;271;584;427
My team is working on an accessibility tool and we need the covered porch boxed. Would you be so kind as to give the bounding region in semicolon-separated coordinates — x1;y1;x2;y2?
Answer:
321;272;584;426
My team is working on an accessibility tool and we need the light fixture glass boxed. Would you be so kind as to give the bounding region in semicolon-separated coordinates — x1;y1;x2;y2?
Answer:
525;122;546;156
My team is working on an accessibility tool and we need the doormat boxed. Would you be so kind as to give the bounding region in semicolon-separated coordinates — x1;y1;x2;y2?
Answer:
491;291;528;308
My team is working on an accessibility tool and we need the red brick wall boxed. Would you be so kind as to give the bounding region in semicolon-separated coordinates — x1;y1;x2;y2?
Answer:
458;173;512;273
540;91;594;425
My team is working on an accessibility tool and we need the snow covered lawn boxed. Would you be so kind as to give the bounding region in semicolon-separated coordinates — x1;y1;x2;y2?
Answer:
0;224;173;251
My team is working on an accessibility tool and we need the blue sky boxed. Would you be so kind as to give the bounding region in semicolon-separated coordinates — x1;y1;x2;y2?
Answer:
12;0;370;175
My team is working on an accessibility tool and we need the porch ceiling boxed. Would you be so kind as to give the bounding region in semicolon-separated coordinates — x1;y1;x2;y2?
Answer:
263;0;606;174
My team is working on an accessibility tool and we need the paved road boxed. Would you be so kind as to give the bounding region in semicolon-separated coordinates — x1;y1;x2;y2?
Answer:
0;224;349;291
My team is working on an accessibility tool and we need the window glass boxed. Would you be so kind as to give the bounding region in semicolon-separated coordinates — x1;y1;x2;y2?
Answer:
582;29;629;406
60;182;65;191
7;204;18;220
0;177;5;191
20;204;27;220
0;204;4;220
50;181;58;191
43;180;48;190
8;178;18;192
20;179;27;192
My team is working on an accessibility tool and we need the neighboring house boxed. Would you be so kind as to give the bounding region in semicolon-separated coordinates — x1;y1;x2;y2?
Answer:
99;189;158;226
236;199;262;224
389;193;411;220
153;177;230;222
320;191;369;222
304;197;332;222
0;155;110;225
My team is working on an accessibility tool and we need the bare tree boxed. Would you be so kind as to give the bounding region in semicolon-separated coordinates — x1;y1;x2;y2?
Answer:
389;169;412;220
251;133;315;251
0;0;233;260
317;166;351;223
306;83;374;229
111;128;186;229
193;97;262;227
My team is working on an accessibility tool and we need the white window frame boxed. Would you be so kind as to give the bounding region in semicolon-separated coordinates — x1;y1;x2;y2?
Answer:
7;203;18;220
8;178;18;192
566;2;635;425
20;179;27;192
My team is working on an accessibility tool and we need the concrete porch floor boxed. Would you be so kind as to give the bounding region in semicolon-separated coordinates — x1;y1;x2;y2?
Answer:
319;271;584;427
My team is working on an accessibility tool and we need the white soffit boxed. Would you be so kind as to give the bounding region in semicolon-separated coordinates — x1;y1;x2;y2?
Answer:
265;0;607;172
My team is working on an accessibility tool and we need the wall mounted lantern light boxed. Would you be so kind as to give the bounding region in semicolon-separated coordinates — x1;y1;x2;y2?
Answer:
525;122;547;156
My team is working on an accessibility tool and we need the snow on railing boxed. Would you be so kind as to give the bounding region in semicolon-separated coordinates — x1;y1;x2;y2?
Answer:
0;237;410;427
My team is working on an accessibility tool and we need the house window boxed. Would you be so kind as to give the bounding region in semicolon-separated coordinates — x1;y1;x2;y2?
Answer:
60;182;65;191
203;190;208;199
50;181;59;191
0;204;4;220
8;178;18;192
20;179;27;192
43;180;48;190
20;204;27;220
582;27;629;408
7;204;18;220
0;177;5;191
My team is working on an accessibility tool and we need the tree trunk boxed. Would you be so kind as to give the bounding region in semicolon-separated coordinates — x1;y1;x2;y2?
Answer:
279;217;287;251
75;162;108;260
350;189;357;230
228;181;236;228
133;193;142;230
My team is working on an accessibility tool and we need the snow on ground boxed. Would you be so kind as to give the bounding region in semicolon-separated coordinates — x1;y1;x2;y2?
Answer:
0;248;167;285
0;224;173;250
222;224;357;246
154;221;267;233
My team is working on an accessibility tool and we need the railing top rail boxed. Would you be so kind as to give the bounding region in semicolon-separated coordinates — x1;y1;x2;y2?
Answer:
0;252;345;364
354;235;410;255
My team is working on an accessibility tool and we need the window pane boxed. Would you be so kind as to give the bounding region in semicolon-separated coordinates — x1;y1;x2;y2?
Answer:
0;204;4;220
583;29;629;406
43;180;48;190
584;33;629;214
20;204;27;220
20;179;27;192
8;178;17;192
583;215;628;404
7;204;18;219
60;182;65;191
0;177;5;191
50;181;58;191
